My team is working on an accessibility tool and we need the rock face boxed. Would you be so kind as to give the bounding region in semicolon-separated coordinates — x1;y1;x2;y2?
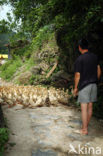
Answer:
0;85;70;108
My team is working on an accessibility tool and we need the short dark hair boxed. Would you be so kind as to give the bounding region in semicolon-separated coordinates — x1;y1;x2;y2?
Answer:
78;39;88;49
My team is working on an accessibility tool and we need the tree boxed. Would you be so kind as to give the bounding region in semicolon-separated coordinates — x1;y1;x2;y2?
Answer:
0;20;11;33
5;0;103;40
2;0;103;60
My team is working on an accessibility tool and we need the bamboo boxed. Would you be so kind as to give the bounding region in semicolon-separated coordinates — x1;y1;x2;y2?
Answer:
46;61;58;78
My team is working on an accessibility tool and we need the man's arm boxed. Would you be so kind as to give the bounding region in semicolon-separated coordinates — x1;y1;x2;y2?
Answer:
74;72;80;96
97;65;101;80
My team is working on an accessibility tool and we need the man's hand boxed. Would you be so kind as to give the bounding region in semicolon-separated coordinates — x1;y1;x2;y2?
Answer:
74;72;80;96
73;88;78;96
97;65;101;80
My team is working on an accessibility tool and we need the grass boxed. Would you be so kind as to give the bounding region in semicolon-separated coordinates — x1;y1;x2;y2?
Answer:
24;57;35;71
0;56;23;81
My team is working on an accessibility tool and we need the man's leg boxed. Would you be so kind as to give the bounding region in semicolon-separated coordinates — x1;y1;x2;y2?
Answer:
87;102;93;126
81;103;88;133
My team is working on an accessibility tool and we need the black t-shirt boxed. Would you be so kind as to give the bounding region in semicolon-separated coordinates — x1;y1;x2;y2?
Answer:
74;52;99;90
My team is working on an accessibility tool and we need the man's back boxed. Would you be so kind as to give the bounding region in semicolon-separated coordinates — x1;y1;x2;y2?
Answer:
74;52;98;90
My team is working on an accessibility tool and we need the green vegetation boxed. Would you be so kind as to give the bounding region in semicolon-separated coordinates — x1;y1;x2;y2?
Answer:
29;75;42;85
93;87;103;118
0;56;22;80
31;26;54;51
0;0;102;58
0;0;103;73
0;128;9;156
11;44;30;57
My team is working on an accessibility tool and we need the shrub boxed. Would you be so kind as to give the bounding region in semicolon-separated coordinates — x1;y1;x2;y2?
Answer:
11;44;30;57
0;128;9;155
31;25;54;51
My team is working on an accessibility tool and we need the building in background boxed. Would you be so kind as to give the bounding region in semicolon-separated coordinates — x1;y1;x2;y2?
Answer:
0;54;8;65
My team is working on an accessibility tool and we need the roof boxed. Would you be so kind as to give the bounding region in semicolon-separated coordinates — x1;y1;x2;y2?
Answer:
0;54;8;59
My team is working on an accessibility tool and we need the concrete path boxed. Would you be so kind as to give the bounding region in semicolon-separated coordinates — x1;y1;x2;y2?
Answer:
2;104;103;156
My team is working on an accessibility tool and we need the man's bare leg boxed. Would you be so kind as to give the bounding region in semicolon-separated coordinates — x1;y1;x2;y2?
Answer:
81;103;88;134
87;102;93;126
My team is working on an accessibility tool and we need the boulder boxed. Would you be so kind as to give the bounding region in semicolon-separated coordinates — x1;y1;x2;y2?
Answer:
18;71;32;84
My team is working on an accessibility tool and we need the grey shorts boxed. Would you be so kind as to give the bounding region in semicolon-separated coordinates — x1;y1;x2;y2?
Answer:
78;84;97;103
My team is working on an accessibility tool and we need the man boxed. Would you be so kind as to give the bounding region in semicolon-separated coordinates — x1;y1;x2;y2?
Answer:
74;39;101;135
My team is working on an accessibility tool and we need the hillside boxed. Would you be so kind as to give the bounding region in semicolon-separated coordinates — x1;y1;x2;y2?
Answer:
0;29;73;90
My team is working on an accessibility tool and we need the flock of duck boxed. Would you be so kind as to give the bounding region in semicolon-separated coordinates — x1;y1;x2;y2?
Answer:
0;85;69;108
